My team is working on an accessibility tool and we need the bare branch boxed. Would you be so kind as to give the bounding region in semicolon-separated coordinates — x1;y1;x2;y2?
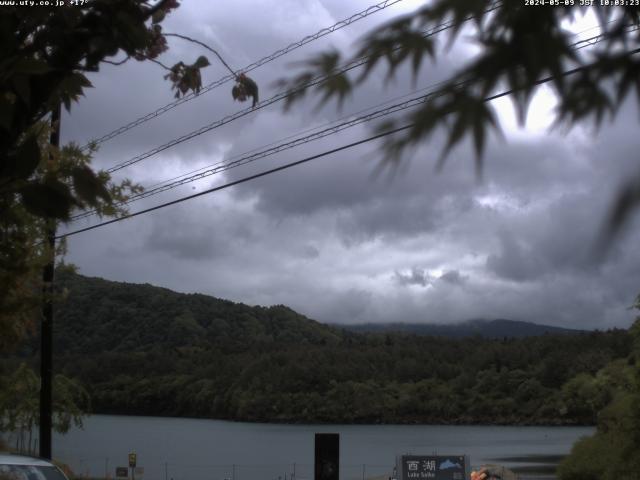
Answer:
164;32;236;76
143;56;173;71
103;56;131;66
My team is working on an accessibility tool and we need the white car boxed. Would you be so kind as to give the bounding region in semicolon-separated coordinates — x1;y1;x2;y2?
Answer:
0;454;71;480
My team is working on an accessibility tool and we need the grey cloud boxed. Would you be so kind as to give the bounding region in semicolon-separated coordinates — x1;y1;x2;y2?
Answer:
486;231;543;282
320;288;373;324
439;270;466;285
485;191;611;283
140;198;262;261
60;0;640;333
300;244;320;259
394;267;430;287
394;268;466;289
145;213;230;261
336;196;439;247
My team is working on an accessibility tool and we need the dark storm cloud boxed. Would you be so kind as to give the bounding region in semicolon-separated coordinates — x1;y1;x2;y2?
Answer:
320;287;374;323
65;0;414;158
394;267;430;287
64;0;469;186
485;192;603;282
486;231;542;282
300;244;321;259
140;193;267;261
145;215;229;261
439;270;466;285
394;268;466;289
61;0;640;331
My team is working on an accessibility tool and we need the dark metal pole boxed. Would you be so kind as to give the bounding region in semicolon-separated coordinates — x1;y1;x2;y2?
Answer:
39;103;61;460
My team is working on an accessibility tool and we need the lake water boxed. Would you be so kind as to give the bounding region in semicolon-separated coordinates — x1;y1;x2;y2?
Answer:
48;415;593;480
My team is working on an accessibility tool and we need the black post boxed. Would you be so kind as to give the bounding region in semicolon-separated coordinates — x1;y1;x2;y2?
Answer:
39;103;61;460
314;433;339;480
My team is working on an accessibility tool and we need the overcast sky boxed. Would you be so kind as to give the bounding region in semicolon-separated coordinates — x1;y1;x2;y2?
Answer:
59;0;640;330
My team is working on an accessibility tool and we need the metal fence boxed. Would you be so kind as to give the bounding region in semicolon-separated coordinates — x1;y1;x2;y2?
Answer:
49;460;398;480
50;459;556;480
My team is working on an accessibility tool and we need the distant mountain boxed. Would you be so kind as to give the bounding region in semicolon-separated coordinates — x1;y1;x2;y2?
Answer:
339;319;583;338
15;270;627;426
52;269;344;355
52;271;581;352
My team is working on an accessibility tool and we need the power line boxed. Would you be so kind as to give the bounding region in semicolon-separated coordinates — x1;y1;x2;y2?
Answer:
71;80;451;221
71;85;432;221
80;0;407;151
73;25;621;220
59;49;640;239
104;12;488;174
73;5;506;219
58;124;413;240
572;24;640;50
106;3;622;177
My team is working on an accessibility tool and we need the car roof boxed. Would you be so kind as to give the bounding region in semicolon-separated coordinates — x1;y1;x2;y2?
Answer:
0;453;57;467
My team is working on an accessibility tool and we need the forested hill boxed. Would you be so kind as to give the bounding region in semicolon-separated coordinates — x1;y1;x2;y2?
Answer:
53;270;343;354
342;319;582;338
38;271;634;425
54;271;579;353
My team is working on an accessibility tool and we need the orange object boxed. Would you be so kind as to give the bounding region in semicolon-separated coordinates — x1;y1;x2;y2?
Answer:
470;470;487;480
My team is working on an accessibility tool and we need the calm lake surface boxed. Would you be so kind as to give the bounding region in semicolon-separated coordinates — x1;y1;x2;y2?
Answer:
50;415;594;480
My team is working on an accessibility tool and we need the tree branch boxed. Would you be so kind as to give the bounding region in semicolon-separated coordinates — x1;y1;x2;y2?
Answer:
143;55;173;71
164;32;236;76
103;56;131;66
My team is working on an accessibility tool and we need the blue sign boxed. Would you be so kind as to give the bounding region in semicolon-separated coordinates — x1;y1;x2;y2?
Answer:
399;455;467;480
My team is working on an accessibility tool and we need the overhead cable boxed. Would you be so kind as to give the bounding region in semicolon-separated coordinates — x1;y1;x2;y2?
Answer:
68;17;637;222
104;10;491;173
59;48;640;239
74;29;634;220
80;0;407;151
71;80;451;221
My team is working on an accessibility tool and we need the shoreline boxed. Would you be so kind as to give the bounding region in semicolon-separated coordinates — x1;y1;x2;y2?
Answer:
84;410;597;428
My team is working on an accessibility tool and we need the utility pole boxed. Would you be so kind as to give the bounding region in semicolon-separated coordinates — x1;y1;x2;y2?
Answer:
39;103;61;460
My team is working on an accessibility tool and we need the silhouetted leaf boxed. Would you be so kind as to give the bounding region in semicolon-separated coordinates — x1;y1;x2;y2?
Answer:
72;166;112;207
0;90;16;131
316;73;351;110
194;55;210;69
151;8;167;24
12;75;30;105
606;175;640;239
20;180;76;220
58;73;93;111
14;134;41;180
13;58;50;75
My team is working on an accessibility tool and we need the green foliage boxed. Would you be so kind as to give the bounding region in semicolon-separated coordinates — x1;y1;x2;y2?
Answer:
279;3;640;229
559;373;610;423
0;0;199;219
16;271;631;425
557;393;640;480
164;57;208;98
558;308;640;480
0;363;89;454
0;0;222;353
0;123;142;354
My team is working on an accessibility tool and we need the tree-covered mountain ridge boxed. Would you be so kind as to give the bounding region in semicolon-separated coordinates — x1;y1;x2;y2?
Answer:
340;319;582;338
53;270;344;354
46;270;633;426
55;270;582;353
